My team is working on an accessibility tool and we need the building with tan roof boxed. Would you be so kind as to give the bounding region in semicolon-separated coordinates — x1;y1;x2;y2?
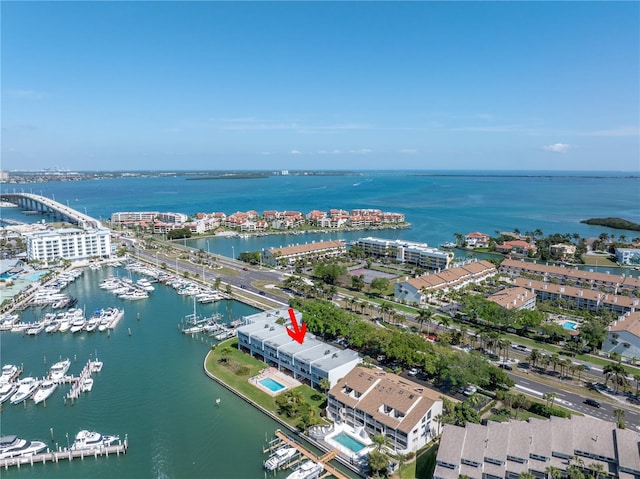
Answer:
394;260;497;305
261;240;346;267
602;311;640;361
434;415;640;479
500;258;640;292
514;277;639;315
494;240;537;256
465;232;490;248
326;366;443;453
487;287;536;311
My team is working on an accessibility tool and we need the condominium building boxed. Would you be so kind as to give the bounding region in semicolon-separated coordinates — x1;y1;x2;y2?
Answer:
434;415;640;479
602;311;640;361
26;227;111;263
355;237;454;271
110;211;160;224
236;308;361;388
326;366;443;454
395;260;497;305
499;259;640;292
616;248;640;266
487;287;536;311
514;278;639;315
261;240;346;267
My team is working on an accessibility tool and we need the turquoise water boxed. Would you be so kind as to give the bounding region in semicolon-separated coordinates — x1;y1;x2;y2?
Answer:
0;267;305;479
332;432;367;453
563;321;578;330
26;271;48;281
259;377;286;392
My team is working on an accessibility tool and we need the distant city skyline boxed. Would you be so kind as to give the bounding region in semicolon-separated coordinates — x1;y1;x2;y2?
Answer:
2;2;638;171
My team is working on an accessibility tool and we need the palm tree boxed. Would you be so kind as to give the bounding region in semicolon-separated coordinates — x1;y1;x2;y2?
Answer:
634;374;640;396
543;392;556;408
519;472;535;479
613;407;626;429
588;463;606;479
545;466;562;479
416;307;433;335
528;349;542;370
371;434;392;452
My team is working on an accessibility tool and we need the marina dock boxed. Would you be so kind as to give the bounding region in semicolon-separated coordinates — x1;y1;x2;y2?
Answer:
1;437;127;469
265;430;348;479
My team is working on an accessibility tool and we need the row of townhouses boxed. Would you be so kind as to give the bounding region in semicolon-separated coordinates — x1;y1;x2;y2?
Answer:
434;415;640;479
261;240;346;267
394;260;497;305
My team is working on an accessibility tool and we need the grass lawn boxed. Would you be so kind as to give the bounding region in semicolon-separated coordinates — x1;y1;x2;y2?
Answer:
205;339;328;429
414;443;438;479
581;254;617;267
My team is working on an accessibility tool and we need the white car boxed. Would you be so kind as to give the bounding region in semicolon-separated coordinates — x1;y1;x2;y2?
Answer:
408;368;419;376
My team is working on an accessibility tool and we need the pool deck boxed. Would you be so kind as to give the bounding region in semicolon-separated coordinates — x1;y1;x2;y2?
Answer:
249;367;302;396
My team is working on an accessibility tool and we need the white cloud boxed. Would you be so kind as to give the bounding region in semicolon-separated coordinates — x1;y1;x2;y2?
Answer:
349;149;373;154
543;143;570;153
572;126;639;137
290;149;302;155
399;149;417;154
260;152;271;155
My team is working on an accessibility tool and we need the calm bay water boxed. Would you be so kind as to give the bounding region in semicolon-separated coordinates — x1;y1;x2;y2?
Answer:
1;268;294;479
1;170;639;477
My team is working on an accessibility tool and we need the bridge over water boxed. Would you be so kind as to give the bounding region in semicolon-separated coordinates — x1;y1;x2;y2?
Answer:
0;192;102;229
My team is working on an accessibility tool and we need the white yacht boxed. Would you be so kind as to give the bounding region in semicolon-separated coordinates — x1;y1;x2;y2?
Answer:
32;379;58;404
80;378;94;392
10;377;40;404
45;321;60;333
85;315;100;332
57;317;71;332
136;278;155;291
69;430;119;451
285;460;324;479
0;383;17;404
264;446;298;471
70;317;87;333
0;364;18;383
0;435;47;460
49;359;71;382
0;314;20;330
118;289;148;300
26;322;46;335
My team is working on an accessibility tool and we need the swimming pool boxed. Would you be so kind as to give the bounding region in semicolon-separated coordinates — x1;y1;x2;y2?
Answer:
26;271;48;281
259;377;286;393
562;321;578;331
331;432;367;453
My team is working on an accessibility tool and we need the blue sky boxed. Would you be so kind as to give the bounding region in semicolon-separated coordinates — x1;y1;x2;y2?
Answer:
2;1;639;171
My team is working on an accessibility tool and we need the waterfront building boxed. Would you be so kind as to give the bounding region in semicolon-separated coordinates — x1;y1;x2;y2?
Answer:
514;278;639;315
487;287;536;311
494;240;537;257
25;227;111;264
261;240;346;267
549;243;577;261
326;366;443;454
394;260;497;305
236;308;361;388
355;237;453;271
433;415;640;479
602;311;640;361
464;232;490;248
110;211;159;224
616;248;640;266
499;258;640;292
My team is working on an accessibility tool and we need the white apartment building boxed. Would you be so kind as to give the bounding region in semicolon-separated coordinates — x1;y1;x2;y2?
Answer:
236;308;361;388
327;366;443;454
26;227;111;264
355;237;453;271
602;311;640;361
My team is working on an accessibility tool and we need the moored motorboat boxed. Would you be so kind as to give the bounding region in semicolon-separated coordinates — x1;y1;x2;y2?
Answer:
0;435;47;459
25;322;46;335
49;359;71;382
32;379;58;404
285;460;324;479
10;377;40;404
70;318;87;333
0;383;17;404
69;430;119;451
0;364;18;383
264;446;298;471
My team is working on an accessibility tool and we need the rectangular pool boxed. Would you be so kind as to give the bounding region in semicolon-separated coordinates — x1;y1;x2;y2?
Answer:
332;432;367;453
259;377;286;393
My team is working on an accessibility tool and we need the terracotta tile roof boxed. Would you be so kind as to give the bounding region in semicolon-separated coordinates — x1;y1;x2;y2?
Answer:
609;312;640;337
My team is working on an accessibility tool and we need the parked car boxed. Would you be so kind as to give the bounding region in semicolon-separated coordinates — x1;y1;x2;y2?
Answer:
462;385;478;396
408;368;420;376
499;363;513;370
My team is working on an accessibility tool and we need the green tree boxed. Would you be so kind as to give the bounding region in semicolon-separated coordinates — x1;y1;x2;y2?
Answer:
318;378;331;394
351;274;365;292
613;407;626;429
416;308;434;335
368;449;389;478
371;277;390;296
312;262;346;285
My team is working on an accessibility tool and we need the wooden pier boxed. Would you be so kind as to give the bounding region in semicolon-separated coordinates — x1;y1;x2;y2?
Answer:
1;437;128;469
270;430;349;479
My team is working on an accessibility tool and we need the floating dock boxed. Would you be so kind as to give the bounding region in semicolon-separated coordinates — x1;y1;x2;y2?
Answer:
1;437;127;469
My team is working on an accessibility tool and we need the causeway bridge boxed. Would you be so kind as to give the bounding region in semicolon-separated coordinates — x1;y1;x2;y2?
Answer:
0;193;102;229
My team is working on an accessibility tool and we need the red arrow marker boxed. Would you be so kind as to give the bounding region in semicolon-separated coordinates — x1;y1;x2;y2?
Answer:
286;308;307;345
